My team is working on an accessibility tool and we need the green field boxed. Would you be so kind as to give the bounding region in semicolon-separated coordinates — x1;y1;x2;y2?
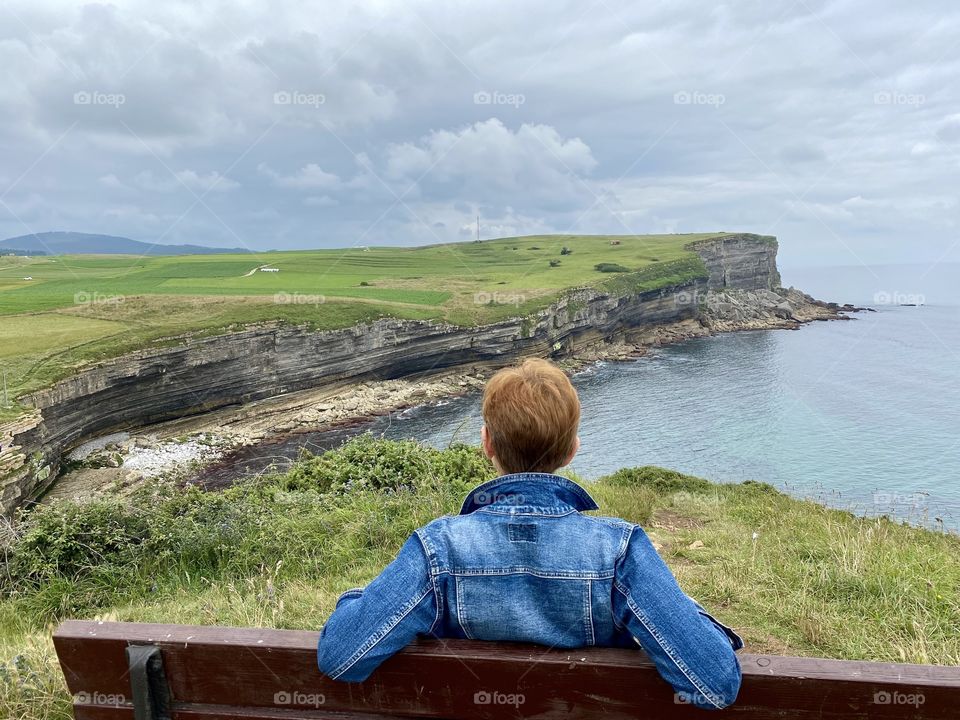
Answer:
0;233;726;404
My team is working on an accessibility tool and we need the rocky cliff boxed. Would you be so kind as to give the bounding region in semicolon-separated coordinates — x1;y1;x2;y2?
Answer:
0;234;812;514
690;233;781;290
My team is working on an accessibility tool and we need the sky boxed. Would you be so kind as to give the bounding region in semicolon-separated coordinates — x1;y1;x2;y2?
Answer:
1;0;958;269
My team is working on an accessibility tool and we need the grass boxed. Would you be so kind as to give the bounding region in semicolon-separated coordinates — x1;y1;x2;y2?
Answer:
0;233;727;399
0;436;957;719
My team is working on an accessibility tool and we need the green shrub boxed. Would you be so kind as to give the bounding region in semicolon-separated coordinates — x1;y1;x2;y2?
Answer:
603;466;712;493
0;436;498;621
738;479;779;494
599;256;709;296
594;262;630;273
139;485;266;572
280;434;494;494
4;499;149;590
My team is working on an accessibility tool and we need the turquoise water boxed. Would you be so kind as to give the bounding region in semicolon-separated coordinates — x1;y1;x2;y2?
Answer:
377;264;960;532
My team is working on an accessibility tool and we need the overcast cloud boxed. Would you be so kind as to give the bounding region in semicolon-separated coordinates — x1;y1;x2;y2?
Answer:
1;0;958;267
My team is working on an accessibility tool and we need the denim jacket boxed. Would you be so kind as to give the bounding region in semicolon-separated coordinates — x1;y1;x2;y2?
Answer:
317;473;744;709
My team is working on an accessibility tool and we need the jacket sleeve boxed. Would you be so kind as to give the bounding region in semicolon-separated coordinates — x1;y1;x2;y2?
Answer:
317;533;438;681
612;525;743;710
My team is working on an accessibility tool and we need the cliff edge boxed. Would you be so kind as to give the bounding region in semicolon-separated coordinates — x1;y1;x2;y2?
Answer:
0;234;839;514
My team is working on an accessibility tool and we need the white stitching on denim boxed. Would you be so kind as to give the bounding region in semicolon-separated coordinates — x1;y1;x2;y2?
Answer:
608;525;634;632
337;587;364;600
614;524;634;564
454;576;474;639
618;586;724;708
427;577;442;636
585;580;595;646
445;568;615;580
414;527;442;574
696;607;743;650
477;507;580;517
328;586;433;680
612;582;725;709
414;532;442;636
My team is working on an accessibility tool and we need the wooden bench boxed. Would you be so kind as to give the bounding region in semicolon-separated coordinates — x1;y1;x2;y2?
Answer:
53;620;960;719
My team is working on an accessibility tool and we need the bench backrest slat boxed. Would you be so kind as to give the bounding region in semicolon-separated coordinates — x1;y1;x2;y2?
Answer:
53;620;960;719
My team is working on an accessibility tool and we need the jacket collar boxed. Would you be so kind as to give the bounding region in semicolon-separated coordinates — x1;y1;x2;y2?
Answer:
459;472;600;515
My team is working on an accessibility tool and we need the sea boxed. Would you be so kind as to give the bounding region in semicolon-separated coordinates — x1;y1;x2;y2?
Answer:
372;262;960;532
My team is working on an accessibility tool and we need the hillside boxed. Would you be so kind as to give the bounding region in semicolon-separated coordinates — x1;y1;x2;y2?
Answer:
1;437;957;719
0;233;737;403
0;232;795;515
0;231;249;256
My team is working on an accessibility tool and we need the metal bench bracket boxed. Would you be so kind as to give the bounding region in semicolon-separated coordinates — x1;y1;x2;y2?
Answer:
126;644;172;720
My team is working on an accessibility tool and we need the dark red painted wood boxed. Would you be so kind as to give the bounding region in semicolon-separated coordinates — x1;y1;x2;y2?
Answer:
54;620;960;719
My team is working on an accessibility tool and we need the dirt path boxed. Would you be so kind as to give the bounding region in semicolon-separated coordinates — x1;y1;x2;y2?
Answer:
242;264;272;277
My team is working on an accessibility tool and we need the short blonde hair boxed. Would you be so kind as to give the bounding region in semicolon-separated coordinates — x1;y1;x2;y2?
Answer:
482;358;580;474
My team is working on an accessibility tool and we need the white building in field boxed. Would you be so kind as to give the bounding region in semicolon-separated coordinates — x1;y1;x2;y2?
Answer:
260;267;280;272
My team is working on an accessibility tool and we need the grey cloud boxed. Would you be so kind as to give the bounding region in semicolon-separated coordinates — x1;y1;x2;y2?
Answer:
382;119;596;209
0;0;958;265
780;142;827;164
936;116;960;143
259;163;341;190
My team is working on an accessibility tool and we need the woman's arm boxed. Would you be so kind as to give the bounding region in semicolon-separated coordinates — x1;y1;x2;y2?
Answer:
612;525;743;710
317;533;438;681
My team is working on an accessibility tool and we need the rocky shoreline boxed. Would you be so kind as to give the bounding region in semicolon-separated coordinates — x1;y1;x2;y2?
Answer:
46;286;858;503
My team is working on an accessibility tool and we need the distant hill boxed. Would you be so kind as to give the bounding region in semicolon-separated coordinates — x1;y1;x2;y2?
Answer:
0;232;250;256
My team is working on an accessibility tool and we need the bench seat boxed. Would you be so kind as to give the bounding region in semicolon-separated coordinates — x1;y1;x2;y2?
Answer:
53;620;960;719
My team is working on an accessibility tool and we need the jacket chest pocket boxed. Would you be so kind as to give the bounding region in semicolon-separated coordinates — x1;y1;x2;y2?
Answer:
454;574;595;647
